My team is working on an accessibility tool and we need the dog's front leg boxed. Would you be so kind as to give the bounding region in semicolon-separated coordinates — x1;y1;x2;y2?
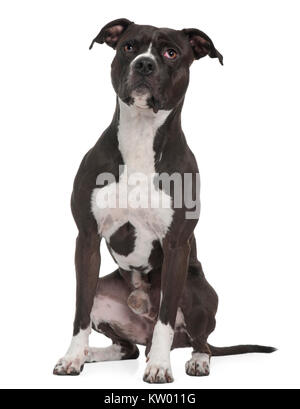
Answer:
143;239;190;383
54;231;101;376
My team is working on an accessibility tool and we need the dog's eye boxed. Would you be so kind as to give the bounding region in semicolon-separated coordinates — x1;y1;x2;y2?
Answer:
164;49;177;60
124;44;134;52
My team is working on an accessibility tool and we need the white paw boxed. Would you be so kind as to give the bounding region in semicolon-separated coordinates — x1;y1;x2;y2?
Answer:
185;353;210;377
143;359;174;383
54;328;90;376
53;349;88;376
144;320;174;383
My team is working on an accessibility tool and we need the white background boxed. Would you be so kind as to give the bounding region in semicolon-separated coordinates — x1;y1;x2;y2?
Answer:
0;0;299;389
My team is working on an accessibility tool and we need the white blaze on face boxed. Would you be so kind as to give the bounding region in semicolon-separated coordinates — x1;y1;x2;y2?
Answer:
129;42;157;109
130;42;156;70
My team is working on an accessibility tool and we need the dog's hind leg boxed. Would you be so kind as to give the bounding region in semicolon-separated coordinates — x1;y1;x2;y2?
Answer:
89;270;152;363
86;344;139;363
87;323;139;363
182;261;218;377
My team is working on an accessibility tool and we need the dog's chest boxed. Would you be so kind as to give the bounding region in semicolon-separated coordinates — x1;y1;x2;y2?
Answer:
91;101;174;273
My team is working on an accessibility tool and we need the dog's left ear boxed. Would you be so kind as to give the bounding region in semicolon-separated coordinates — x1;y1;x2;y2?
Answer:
182;28;223;65
89;18;133;50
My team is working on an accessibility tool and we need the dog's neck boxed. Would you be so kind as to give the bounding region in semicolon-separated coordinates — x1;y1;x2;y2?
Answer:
115;96;186;173
117;98;171;174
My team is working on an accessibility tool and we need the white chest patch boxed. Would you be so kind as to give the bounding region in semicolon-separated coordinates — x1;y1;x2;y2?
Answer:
91;98;174;272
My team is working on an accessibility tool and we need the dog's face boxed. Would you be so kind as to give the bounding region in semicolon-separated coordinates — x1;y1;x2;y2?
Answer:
90;19;223;112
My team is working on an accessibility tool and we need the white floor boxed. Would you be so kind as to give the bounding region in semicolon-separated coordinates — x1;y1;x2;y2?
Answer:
2;330;297;389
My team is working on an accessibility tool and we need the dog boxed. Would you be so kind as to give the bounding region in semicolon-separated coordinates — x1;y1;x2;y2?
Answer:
53;18;275;383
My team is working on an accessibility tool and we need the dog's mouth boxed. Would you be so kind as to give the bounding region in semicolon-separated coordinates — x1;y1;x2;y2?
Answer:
132;85;151;109
121;80;162;113
133;89;162;114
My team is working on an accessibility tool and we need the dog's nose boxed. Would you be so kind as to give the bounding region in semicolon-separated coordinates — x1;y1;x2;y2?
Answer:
133;57;155;76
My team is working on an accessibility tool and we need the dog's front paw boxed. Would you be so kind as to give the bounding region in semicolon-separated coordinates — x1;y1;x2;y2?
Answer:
143;360;174;384
185;353;210;377
53;350;87;376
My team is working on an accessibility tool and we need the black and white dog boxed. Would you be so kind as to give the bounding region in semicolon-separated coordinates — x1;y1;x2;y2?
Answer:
54;19;275;383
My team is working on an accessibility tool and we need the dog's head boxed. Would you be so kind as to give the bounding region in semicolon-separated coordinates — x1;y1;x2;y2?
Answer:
90;19;223;112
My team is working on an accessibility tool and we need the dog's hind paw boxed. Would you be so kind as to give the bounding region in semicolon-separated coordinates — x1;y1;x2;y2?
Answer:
143;361;174;384
185;353;210;377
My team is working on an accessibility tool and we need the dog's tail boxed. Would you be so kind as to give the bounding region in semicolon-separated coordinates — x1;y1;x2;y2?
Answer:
208;343;277;357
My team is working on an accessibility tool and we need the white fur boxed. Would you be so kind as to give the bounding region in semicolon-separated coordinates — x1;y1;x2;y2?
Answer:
54;327;91;374
91;98;173;273
185;352;210;376
86;344;124;363
144;320;174;383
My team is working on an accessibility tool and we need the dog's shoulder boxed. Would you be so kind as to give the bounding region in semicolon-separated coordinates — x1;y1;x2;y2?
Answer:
157;139;199;176
71;125;122;229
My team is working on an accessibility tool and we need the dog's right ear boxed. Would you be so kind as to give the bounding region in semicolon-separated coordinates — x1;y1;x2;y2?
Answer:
89;18;133;50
